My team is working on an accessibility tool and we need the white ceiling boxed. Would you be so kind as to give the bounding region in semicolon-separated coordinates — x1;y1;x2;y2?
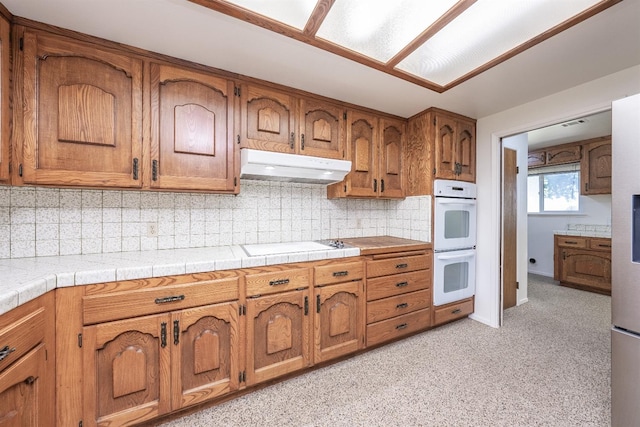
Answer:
3;0;640;120
526;110;612;150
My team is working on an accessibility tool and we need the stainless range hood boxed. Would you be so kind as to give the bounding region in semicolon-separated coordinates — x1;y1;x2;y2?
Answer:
240;149;351;184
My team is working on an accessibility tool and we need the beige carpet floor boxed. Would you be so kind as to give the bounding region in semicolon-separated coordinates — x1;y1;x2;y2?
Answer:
155;274;611;427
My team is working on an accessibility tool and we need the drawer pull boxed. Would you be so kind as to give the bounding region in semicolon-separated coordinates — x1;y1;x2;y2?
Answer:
396;263;408;269
332;271;349;277
269;278;290;286
155;295;185;304
173;320;180;345
451;308;462;314
395;281;409;288
564;241;578;244
396;303;409;309
396;323;408;330
0;345;16;362
598;244;611;248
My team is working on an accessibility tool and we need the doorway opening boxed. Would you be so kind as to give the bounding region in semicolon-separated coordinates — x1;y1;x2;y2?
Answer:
499;110;612;321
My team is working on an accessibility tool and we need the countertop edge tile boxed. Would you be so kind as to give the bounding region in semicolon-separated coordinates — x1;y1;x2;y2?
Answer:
185;261;217;275
116;266;154;281
56;272;76;287
0;290;18;314
75;269;117;286
153;263;186;278
17;278;48;305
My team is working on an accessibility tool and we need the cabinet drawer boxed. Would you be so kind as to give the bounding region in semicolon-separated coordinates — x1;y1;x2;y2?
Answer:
367;270;430;301
366;308;430;347
589;238;612;251
315;261;364;286
0;308;45;372
245;267;310;297
367;289;430;324
83;277;239;324
366;253;431;278
433;298;474;326
556;236;587;248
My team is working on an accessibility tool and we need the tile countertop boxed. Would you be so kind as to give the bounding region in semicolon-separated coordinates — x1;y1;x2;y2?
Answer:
0;244;362;316
554;230;612;238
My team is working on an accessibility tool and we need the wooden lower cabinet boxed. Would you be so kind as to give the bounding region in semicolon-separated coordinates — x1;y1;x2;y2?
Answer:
0;292;55;427
314;280;364;364
365;251;432;346
245;289;311;386
83;302;239;426
554;235;611;294
82;301;239;426
433;298;474;326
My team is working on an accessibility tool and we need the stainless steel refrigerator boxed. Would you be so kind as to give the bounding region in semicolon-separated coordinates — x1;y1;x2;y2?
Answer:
611;93;640;426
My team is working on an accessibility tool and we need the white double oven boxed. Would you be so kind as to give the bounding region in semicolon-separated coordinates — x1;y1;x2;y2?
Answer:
433;179;477;306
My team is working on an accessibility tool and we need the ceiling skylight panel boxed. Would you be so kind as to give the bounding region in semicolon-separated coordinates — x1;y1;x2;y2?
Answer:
395;0;603;86
221;0;317;30
316;0;458;63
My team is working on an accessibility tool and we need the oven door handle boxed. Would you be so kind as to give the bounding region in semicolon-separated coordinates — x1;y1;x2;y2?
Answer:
436;200;476;205
436;251;475;260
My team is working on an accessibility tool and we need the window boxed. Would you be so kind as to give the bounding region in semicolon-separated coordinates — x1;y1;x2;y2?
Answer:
528;170;580;213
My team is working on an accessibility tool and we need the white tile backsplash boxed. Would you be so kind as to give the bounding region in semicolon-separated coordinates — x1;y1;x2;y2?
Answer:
0;182;431;259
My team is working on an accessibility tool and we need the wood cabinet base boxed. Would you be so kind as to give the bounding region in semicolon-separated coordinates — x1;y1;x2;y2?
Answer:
433;297;474;326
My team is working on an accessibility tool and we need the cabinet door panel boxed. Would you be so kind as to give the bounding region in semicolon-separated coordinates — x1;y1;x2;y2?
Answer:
151;63;236;192
0;17;9;183
434;114;457;180
22;31;142;188
456;119;476;182
581;139;611;195
345;111;378;197
380;119;404;198
240;85;296;153
561;249;611;292
171;302;239;410
246;290;310;385
0;345;46;427
528;150;546;168
545;144;581;165
314;281;363;363
83;314;170;426
299;98;343;159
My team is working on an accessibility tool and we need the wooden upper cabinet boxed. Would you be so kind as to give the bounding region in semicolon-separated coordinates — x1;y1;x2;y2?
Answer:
0;16;9;183
545;143;581;166
379;118;405;198
581;137;611;195
21;30;143;187
240;84;296;153
150;63;237;192
299;98;344;159
434;112;476;182
528;149;546;168
342;110;379;198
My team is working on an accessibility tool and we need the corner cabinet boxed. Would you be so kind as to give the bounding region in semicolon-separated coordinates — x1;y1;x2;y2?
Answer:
19;29;143;188
0;15;9;183
327;111;404;199
150;63;238;193
0;292;55;427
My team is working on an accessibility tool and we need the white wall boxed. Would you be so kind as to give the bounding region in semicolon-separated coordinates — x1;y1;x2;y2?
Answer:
502;134;529;306
474;65;640;328
528;194;611;277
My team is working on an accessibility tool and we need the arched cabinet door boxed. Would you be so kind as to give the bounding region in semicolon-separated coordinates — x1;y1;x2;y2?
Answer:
82;314;170;427
150;63;237;193
21;30;143;188
299;98;344;159
379;118;405;198
240;84;296;153
344;110;379;197
314;280;364;363
433;113;457;181
581;138;611;195
170;302;240;411
245;289;311;385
